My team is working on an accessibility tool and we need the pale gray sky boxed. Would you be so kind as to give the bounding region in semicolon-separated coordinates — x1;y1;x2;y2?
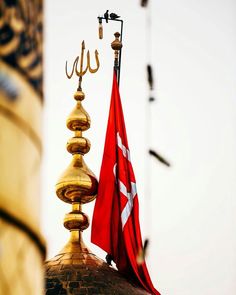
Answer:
42;1;236;294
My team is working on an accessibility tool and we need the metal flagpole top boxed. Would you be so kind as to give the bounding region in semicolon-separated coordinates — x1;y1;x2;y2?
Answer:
97;10;123;87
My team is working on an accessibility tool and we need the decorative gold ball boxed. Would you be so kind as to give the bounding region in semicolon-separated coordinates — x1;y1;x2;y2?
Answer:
111;32;123;51
66;136;91;155
66;102;91;132
63;211;89;231
56;155;98;204
74;90;85;101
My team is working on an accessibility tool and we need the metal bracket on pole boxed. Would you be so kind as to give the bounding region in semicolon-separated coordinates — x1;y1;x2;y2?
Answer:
97;11;123;87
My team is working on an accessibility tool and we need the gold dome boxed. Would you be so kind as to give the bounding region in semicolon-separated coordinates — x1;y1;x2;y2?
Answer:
45;232;150;294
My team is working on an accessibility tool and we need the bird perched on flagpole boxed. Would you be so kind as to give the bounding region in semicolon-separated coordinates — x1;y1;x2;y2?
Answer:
104;10;109;23
110;12;120;20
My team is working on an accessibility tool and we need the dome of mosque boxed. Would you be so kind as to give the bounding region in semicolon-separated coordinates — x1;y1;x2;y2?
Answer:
45;235;150;294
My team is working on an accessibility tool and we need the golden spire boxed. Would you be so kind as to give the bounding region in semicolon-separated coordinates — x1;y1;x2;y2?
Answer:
55;41;99;254
45;38;151;295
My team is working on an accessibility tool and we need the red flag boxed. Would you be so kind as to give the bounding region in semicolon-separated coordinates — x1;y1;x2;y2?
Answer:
91;71;160;295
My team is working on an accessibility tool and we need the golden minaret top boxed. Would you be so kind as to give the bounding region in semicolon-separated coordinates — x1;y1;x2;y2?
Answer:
45;38;149;295
55;40;99;253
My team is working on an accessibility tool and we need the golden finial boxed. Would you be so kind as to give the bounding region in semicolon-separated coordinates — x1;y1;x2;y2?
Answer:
65;40;100;90
111;32;122;71
56;41;99;254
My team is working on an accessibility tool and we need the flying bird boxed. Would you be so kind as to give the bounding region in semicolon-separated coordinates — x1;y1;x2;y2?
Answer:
104;10;109;23
147;64;154;90
141;0;149;7
149;149;171;167
149;97;155;102
109;13;120;20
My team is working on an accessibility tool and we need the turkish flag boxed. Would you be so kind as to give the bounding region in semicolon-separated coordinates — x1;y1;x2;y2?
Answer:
91;71;160;295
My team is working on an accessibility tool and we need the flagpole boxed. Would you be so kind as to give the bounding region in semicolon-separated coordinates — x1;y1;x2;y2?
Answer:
97;12;123;87
117;19;123;86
